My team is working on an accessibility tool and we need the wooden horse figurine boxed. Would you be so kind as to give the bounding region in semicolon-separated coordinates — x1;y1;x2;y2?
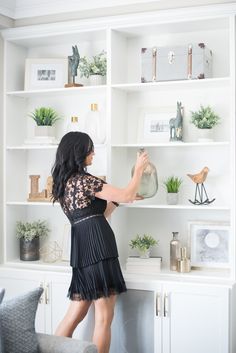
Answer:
169;101;183;142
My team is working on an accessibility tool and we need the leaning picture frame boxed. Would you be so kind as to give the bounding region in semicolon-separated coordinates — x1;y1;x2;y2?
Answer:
24;58;68;90
137;106;175;143
61;223;71;262
188;221;230;269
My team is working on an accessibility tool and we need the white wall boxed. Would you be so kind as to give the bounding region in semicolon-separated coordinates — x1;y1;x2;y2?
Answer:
0;35;3;263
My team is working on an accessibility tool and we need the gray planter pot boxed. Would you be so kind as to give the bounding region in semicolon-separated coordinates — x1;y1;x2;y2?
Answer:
166;193;179;205
20;238;40;261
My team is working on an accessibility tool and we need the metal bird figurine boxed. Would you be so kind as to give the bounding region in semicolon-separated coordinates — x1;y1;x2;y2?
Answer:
187;167;215;205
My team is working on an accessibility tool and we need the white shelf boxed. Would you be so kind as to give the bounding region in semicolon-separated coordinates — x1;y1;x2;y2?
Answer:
123;268;232;285
112;142;230;148
111;77;230;92
6;201;59;206
6;143;107;150
120;203;230;210
5;260;71;272
6;85;107;98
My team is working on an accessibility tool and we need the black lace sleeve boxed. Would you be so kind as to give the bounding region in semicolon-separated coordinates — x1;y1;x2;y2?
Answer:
82;174;104;200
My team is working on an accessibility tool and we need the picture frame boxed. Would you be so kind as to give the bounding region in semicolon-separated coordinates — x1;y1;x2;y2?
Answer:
61;223;71;262
188;221;230;269
137;107;175;143
24;58;68;90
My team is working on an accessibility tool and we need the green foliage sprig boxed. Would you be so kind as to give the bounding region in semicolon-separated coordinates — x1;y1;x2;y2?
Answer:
190;105;220;129
129;234;158;252
79;50;107;78
163;176;182;193
29;107;60;126
16;220;50;241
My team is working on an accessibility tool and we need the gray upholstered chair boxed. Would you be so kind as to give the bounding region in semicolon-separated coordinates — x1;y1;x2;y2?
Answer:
0;287;98;353
37;333;97;353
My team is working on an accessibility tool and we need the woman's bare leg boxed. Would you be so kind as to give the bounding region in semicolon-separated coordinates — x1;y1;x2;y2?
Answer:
55;299;92;337
93;295;117;353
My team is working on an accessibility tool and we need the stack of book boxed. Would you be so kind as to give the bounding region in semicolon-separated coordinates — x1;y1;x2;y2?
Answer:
125;256;162;274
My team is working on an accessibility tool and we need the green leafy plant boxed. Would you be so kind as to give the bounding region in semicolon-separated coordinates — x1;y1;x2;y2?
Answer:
190;105;220;129
163;176;183;193
29;107;60;126
78;50;107;78
16;220;50;241
129;234;158;252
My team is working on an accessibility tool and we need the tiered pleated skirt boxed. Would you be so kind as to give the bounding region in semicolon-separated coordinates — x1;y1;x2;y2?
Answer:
68;214;127;301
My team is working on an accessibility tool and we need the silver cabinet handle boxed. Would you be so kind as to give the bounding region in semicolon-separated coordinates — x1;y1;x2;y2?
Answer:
156;292;161;316
39;282;44;304
45;283;49;304
164;293;169;317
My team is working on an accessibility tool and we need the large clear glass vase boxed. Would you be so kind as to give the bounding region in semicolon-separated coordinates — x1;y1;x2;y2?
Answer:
131;149;158;198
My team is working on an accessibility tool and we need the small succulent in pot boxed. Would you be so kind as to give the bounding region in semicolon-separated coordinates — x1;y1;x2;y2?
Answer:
16;220;50;261
29;107;60;126
163;176;182;205
190;105;220;129
78;50;107;84
129;234;158;258
163;176;182;193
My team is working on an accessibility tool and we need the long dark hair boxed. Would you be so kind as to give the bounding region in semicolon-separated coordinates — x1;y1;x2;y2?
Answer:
51;131;94;203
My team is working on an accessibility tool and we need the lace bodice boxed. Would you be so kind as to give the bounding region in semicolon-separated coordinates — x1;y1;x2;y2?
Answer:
61;173;105;219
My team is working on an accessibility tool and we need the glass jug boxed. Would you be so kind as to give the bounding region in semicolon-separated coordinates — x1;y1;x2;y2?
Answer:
131;148;158;198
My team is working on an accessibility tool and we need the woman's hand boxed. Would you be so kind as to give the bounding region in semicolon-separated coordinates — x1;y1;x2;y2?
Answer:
134;151;149;173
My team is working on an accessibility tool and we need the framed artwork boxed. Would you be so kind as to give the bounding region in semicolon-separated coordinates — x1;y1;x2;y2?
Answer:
24;58;68;90
188;221;230;269
61;223;71;262
137;107;175;143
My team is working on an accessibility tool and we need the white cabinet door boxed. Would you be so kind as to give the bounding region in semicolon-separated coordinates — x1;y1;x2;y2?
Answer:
110;289;155;353
162;283;229;353
0;269;45;333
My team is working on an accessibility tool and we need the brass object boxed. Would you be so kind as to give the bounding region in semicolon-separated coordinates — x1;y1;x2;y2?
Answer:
91;103;98;111
177;247;191;273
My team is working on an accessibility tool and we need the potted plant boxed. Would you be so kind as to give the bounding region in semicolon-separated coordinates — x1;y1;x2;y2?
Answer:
129;234;158;258
16;220;50;261
190;105;220;142
163;176;183;205
78;50;107;85
29;107;60;144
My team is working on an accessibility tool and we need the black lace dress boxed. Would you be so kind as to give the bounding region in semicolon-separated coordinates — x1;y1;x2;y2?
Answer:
61;172;127;301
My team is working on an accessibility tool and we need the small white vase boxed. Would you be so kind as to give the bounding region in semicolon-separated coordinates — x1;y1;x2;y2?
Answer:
197;128;213;142
89;75;104;86
166;193;179;205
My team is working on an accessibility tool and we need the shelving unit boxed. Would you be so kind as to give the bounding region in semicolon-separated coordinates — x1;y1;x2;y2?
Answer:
1;5;236;352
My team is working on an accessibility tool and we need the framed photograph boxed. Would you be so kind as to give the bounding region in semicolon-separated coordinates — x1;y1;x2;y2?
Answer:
61;223;71;262
188;221;230;269
137;107;175;143
24;58;68;90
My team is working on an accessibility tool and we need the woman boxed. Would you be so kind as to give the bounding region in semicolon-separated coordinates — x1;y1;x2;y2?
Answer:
51;131;148;353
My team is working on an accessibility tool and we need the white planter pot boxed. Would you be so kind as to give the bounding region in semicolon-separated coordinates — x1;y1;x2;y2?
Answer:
35;126;54;137
139;248;151;259
166;193;179;205
89;75;104;86
197;128;213;142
